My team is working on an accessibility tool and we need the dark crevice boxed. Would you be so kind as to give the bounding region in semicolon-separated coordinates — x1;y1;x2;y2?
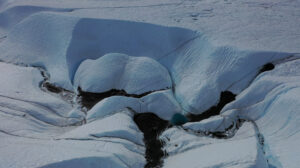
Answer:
186;91;236;122
0;35;7;40
258;63;275;74
207;118;245;139
0;129;46;140
78;87;169;110
42;82;64;93
133;112;170;168
36;67;76;105
34;67;84;126
250;120;281;167
40;81;76;105
181;118;245;139
41;81;75;100
39;68;66;94
159;62;276;163
160;118;247;163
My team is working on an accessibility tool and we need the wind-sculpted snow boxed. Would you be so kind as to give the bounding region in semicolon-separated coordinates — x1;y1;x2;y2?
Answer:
162;56;300;168
0;12;196;90
162;123;268;168
74;53;172;94
0;62;82;129
87;90;181;121
0;5;73;37
0;1;299;167
0;132;145;168
0;0;5;8
0;62;145;167
66;18;197;82
60;110;144;146
39;157;129;168
0;11;291;115
160;38;289;114
0;12;79;89
219;57;300;167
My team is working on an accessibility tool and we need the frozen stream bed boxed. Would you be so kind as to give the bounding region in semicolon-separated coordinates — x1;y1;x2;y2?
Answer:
0;0;299;168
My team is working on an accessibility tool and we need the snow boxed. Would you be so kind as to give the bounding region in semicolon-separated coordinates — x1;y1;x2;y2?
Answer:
221;58;300;168
0;0;299;167
0;62;80;132
140;90;181;120
183;115;233;133
0;7;292;115
162;123;268;168
0;12;196;90
74;53;172;94
0;5;73;37
66;18;196;82
87;90;181;121
61;109;144;146
0;62;145;167
161;39;290;114
87;96;139;122
0;0;299;53
0;134;145;168
0;12;79;89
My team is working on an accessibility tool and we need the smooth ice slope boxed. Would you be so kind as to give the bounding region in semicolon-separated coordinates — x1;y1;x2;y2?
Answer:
0;12;79;89
0;5;73;37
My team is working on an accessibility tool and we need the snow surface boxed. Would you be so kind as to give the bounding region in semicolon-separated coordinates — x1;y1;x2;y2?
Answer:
74;53;172;94
60;110;144;146
87;90;181;121
162;123;268;168
0;10;291;114
0;0;299;167
220;57;300;168
0;132;145;168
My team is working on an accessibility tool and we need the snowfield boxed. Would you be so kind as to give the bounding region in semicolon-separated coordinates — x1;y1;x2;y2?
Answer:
0;0;299;168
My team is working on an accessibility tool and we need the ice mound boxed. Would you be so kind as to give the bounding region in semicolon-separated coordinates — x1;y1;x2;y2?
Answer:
74;53;172;94
87;90;181;121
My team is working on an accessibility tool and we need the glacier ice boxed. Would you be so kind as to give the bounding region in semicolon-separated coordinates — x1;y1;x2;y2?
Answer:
87;90;181;121
0;0;299;168
74;53;172;94
162;123;269;168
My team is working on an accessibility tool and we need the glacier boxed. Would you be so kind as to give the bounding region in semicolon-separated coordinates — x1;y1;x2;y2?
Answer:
0;0;299;168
